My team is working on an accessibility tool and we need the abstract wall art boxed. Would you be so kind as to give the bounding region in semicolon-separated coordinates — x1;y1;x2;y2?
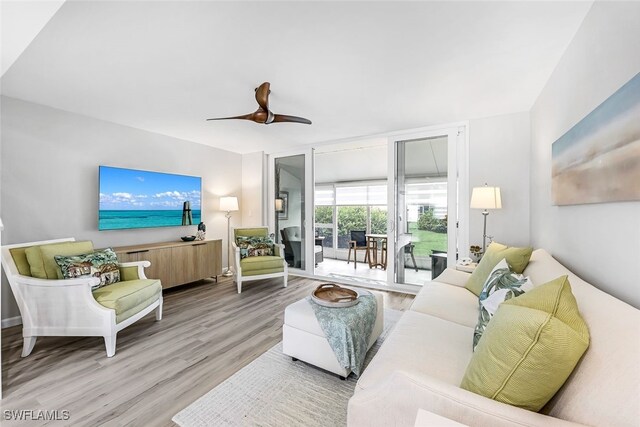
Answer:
552;72;640;205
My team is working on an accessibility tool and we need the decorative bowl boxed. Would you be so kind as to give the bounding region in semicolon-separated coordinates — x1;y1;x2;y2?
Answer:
311;284;359;308
181;236;197;242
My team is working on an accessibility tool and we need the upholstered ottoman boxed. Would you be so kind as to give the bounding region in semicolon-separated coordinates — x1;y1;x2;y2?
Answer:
282;291;384;379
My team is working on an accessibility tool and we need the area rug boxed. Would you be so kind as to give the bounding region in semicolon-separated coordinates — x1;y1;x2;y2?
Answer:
173;308;403;427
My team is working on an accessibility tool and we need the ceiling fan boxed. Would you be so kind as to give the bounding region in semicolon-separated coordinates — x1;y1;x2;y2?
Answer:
206;82;312;125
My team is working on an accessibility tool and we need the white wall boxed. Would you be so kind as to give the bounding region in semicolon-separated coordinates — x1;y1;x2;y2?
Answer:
468;112;531;248
241;151;265;227
530;1;640;308
1;96;242;322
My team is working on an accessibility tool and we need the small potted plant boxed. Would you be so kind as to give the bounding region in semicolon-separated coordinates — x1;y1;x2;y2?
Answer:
469;245;483;263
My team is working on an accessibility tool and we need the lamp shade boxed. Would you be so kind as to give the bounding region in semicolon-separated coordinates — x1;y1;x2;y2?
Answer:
219;196;239;212
470;186;502;209
275;198;284;212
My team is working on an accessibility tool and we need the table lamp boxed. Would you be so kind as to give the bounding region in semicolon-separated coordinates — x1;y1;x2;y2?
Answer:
470;184;502;254
220;196;239;277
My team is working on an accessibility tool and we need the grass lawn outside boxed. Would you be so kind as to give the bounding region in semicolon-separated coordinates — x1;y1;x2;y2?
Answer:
409;223;448;257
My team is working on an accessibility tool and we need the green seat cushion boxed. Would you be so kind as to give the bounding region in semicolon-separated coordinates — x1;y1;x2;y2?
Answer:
465;242;533;296
234;227;269;238
93;279;161;323
114;295;159;323
240;255;284;273
25;241;94;279
461;276;590;412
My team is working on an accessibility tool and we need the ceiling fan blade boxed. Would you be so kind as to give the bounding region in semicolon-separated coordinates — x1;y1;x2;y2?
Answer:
255;82;271;111
206;113;255;121
272;114;312;125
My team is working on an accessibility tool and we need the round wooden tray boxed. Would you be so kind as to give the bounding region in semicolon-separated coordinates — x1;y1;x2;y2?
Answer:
311;284;359;308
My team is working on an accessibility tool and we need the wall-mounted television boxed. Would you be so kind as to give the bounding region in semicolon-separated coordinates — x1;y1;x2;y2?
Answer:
99;166;202;231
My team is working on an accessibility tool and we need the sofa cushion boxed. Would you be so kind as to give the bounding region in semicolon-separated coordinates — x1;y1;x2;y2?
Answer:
93;279;161;323
522;249;640;426
465;242;533;296
9;247;32;276
25;241;94;279
357;311;474;391
234;227;268;238
410;281;479;328
461;276;589;412
240;255;284;273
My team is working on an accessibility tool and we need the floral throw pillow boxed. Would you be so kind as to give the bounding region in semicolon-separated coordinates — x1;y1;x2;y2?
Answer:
473;258;534;350
236;236;274;259
54;248;121;289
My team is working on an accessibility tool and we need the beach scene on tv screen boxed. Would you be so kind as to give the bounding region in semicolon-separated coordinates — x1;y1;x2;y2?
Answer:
99;166;201;230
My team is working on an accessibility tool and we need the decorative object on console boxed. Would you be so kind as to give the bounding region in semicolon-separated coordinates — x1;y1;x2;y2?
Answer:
54;248;121;289
552;72;640;206
462;275;590;412
180;235;196;242
206;82;312;125
220;196;239;277
470;184;502;254
195;222;206;240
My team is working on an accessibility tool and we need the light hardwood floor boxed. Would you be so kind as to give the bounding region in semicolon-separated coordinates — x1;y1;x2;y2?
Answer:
1;276;414;426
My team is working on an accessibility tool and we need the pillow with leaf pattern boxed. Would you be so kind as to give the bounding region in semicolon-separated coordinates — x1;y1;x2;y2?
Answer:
236;236;274;259
54;248;120;289
473;258;534;350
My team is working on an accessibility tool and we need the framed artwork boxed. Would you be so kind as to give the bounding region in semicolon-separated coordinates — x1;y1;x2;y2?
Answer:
278;191;289;220
552;72;640;205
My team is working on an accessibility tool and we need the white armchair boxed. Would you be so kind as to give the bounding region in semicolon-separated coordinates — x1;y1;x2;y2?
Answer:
1;238;163;357
232;227;288;294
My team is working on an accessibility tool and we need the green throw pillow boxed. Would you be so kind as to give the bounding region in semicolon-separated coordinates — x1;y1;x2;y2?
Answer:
473;259;534;350
25;241;94;279
54;248;121;289
461;276;590;412
465;242;533;296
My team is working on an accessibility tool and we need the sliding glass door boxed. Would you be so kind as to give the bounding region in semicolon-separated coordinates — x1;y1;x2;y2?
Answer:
268;149;314;274
388;126;468;286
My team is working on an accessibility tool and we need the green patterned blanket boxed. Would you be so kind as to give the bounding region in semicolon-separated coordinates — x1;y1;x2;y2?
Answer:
307;290;377;377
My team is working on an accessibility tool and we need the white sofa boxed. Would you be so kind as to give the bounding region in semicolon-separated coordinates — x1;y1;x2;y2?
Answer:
348;249;640;427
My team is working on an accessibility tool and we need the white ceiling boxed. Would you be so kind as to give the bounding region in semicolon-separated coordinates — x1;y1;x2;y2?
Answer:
1;1;593;154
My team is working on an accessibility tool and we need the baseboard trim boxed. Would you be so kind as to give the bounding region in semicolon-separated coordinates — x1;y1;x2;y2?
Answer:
2;315;22;329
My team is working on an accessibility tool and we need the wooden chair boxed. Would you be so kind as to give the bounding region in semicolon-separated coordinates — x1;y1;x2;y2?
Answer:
347;230;369;269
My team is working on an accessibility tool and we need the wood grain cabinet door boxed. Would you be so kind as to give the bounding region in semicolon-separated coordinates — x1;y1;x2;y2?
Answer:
117;251;140;264
193;242;216;279
138;248;172;288
170;245;198;286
